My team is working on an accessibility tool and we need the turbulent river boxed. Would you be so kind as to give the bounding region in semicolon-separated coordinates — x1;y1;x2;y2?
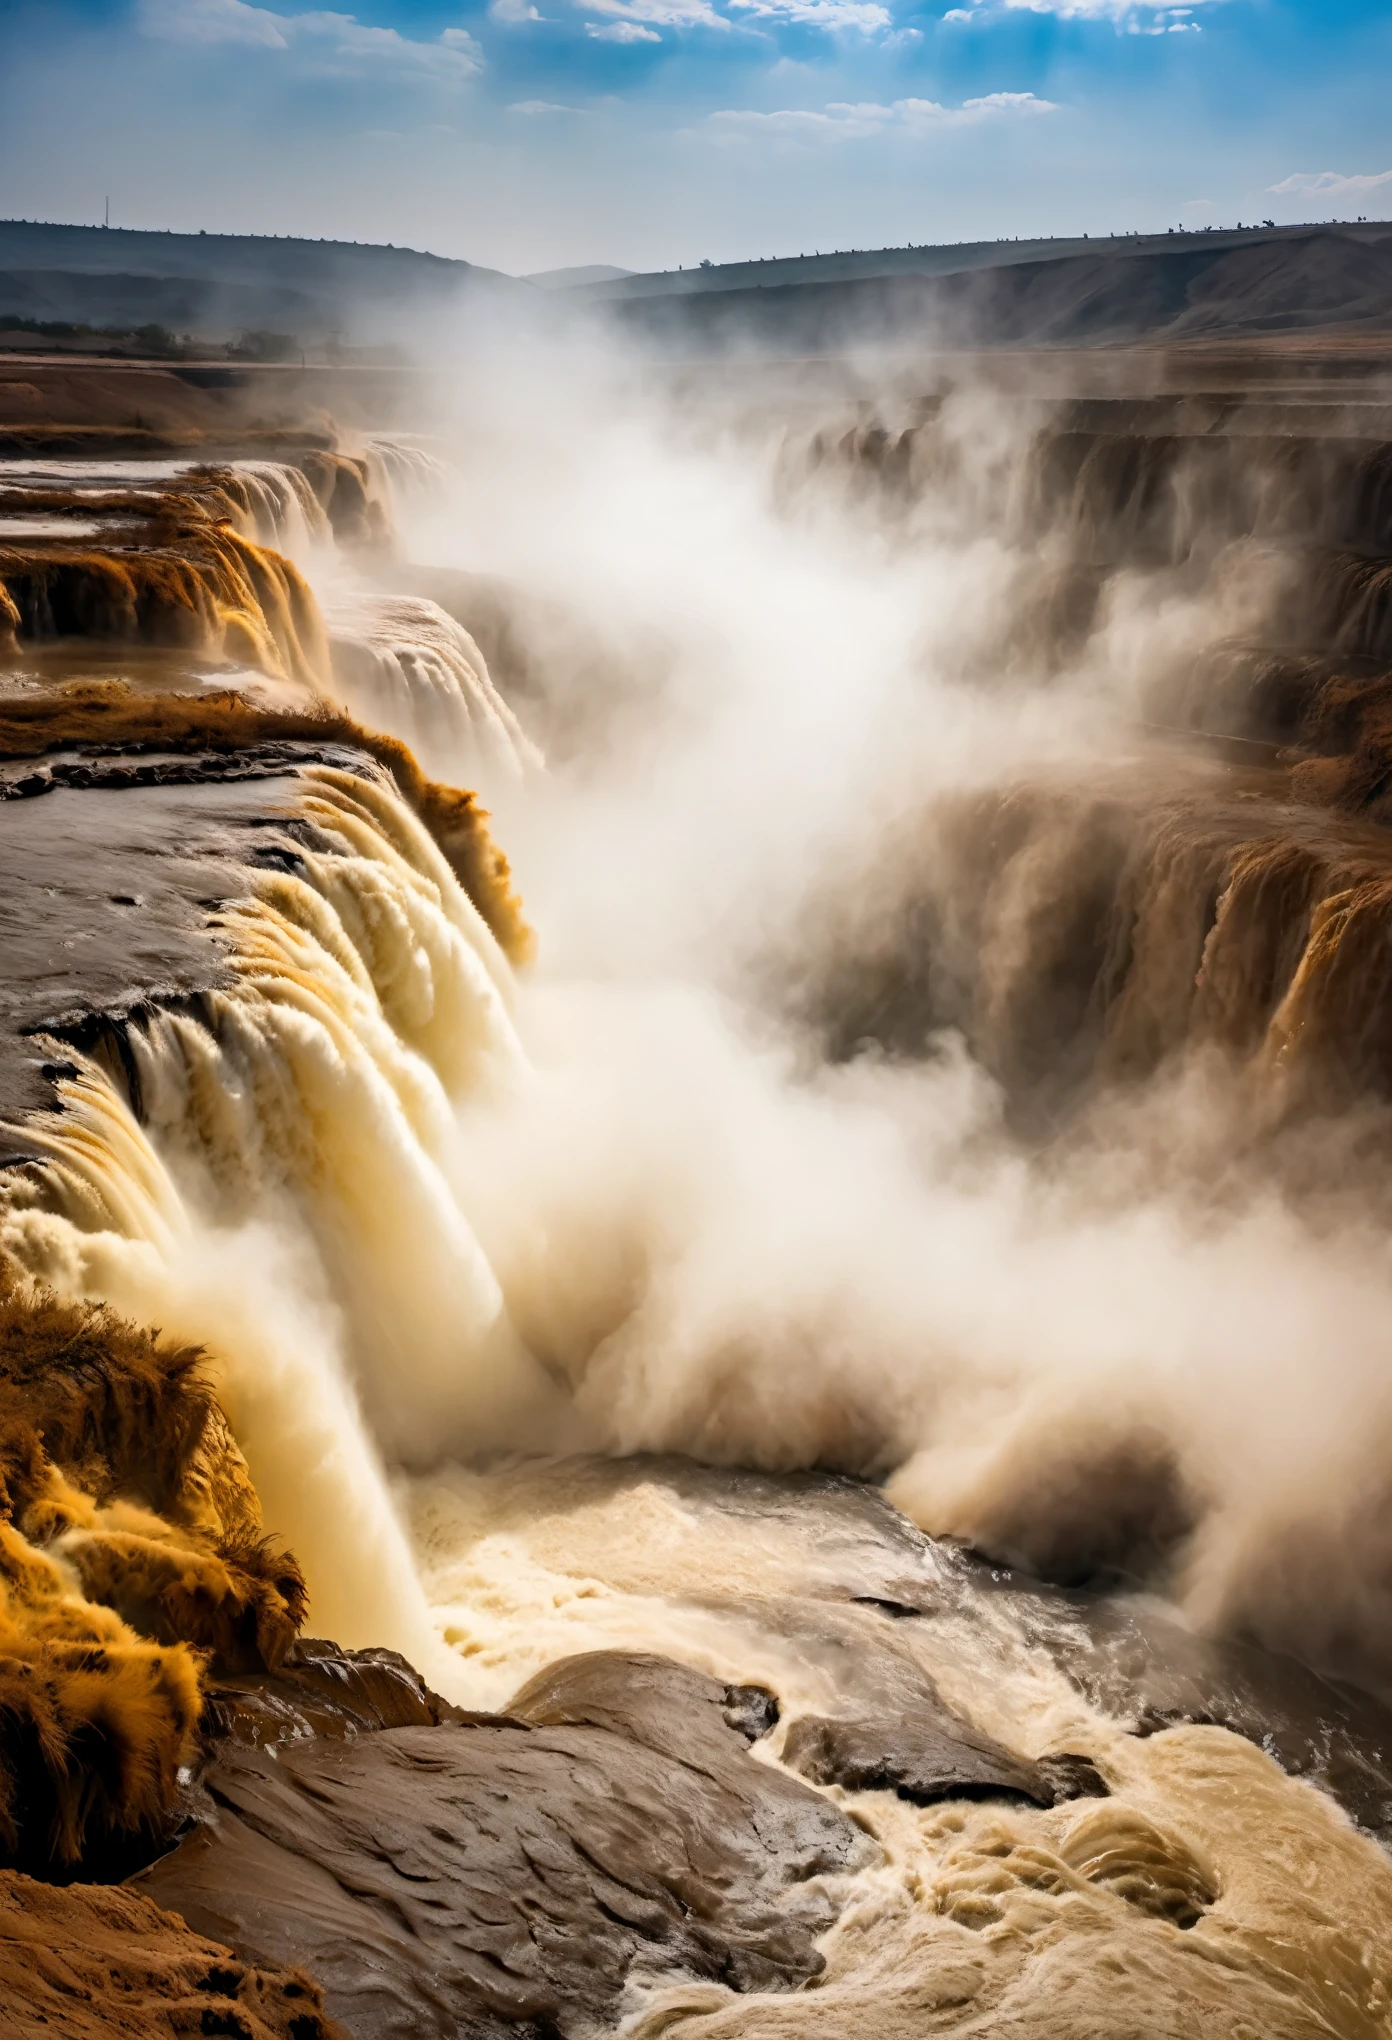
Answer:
3;353;1392;2037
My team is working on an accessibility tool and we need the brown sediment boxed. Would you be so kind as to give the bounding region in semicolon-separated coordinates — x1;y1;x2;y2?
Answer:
0;1267;305;1872
0;357;426;446
0;1872;345;2040
0;1529;202;1874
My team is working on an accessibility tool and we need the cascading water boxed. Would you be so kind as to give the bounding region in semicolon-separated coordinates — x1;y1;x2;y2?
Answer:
363;434;452;508
218;460;333;561
297;440;547;789
0;440;548;800
7;364;1392;2030
6;763;1392;2023
0;765;561;1669
324;593;543;790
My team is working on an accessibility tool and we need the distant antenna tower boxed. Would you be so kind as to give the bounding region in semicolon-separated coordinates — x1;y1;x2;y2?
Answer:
104;196;109;229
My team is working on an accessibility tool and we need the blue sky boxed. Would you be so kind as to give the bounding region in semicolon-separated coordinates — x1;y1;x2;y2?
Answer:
1;0;1389;274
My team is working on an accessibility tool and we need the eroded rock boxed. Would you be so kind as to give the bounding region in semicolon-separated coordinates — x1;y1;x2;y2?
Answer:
133;1649;871;2040
782;1707;1107;1810
0;1869;344;2040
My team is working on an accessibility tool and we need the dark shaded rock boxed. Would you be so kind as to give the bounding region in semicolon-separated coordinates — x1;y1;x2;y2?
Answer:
924;1537;1392;1844
782;1703;1106;1811
0;764;328;1155
198;1635;478;1753
132;1650;870;2040
508;1646;781;1757
1035;1750;1113;1804
0;739;375;800
1063;1596;1392;1840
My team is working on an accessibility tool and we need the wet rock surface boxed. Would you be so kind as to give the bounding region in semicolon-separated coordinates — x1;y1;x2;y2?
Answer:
451;1455;1392;1848
134;1649;869;2040
799;1474;1392;1842
0;765;286;1149
782;1704;1107;1810
199;1634;476;1751
1060;1594;1392;1842
888;1526;1392;1847
0;742;404;1155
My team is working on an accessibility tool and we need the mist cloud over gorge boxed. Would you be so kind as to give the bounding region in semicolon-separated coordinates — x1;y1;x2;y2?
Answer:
5;281;1390;1707
311;308;1392;1692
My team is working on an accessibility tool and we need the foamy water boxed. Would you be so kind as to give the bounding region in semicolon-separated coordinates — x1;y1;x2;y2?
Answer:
0;514;105;537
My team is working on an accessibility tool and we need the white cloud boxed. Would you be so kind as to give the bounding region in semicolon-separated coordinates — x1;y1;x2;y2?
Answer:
1269;169;1392;203
712;89;1055;138
942;89;1054;118
491;0;544;19
582;0;726;33
137;0;483;75
508;98;584;111
713;107;841;129
578;0;895;35
946;0;1223;23
728;0;891;28
139;0;289;44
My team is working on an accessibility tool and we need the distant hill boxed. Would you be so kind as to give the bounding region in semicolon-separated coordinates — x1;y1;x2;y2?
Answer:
0;221;527;343
9;218;1390;362
569;221;1392;303
590;225;1392;356
525;264;633;289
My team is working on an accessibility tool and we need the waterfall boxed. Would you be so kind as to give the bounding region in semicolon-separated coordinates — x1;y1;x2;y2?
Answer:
325;593;543;790
363;435;451;507
9;340;1392;2027
218;461;333;560
0;445;549;789
0;766;564;1675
